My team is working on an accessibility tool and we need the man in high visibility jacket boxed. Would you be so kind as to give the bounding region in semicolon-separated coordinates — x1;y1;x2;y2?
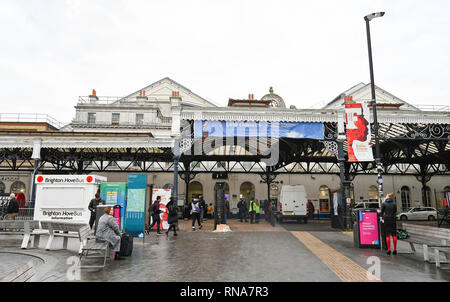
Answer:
255;199;261;223
249;199;256;224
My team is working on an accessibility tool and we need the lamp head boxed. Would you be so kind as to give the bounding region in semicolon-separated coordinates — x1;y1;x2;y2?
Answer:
364;12;385;21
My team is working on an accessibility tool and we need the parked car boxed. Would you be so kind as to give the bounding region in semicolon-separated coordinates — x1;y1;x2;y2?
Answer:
351;202;379;222
396;207;437;221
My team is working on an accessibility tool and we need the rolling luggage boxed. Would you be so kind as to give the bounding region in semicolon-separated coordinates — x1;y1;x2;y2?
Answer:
119;233;133;257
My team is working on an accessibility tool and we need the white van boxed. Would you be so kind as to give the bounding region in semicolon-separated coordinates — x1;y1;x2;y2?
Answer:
277;185;308;223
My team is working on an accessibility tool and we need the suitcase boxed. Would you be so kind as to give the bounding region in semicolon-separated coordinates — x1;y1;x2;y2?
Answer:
119;233;133;257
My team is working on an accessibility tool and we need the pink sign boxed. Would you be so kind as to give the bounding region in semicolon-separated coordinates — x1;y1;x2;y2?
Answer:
359;212;379;245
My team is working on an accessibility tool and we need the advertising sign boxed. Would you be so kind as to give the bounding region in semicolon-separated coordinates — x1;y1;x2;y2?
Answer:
359;211;380;246
125;174;147;237
33;174;106;223
345;102;374;162
333;192;339;216
151;188;172;230
194;121;324;139
100;182;127;230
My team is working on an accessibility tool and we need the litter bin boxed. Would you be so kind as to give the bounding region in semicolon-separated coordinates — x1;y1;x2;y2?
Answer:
353;209;381;249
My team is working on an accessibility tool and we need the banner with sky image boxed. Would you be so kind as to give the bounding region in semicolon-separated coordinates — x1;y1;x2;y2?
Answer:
194;121;324;139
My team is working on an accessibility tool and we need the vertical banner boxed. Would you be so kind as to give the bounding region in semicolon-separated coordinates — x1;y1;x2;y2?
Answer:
125;174;147;237
345;102;374;162
151;189;172;230
100;182;127;230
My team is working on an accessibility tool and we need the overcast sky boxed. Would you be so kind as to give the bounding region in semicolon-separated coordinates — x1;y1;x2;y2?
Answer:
1;0;449;124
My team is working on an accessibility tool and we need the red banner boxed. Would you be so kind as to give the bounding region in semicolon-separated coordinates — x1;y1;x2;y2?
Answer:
345;102;374;162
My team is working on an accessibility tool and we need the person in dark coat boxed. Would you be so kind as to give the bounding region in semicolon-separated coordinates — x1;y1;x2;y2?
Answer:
88;193;105;229
148;196;162;234
381;193;398;255
7;193;19;221
96;206;122;260
199;196;207;222
237;199;248;222
165;197;178;237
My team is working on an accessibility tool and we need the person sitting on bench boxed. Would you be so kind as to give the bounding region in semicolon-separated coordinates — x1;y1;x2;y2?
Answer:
96;206;122;260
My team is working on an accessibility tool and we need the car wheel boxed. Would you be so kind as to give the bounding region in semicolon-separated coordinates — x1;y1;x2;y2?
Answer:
428;215;436;221
400;215;408;221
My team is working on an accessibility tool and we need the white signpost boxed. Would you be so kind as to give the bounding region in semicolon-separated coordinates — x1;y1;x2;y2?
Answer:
34;175;107;223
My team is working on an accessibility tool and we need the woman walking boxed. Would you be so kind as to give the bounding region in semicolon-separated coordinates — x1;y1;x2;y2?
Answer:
381;193;398;255
165;197;178;237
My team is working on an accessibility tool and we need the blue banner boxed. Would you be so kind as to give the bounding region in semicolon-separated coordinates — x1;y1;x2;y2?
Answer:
125;174;147;237
194;121;324;139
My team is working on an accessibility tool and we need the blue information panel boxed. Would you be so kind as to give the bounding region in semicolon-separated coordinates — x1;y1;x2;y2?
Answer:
125;174;147;237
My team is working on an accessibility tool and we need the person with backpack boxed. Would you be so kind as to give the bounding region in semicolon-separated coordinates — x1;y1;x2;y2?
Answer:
148;196;162;234
165;197;178;237
381;192;398;256
191;198;203;231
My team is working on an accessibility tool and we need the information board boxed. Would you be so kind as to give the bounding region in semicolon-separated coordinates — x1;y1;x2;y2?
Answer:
125;174;147;237
100;182;127;230
151;189;172;230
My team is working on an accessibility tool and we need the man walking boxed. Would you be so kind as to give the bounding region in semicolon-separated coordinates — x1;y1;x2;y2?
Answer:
88;193;105;229
191;198;203;231
6;193;19;221
148;196;162;234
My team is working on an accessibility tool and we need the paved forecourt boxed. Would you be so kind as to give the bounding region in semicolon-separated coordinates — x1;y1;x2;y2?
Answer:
1;219;450;282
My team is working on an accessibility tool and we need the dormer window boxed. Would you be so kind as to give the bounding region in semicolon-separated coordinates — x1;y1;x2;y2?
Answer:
88;113;96;124
112;113;120;125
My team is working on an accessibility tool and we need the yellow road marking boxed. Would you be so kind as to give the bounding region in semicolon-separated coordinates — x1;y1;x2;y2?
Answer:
292;231;381;282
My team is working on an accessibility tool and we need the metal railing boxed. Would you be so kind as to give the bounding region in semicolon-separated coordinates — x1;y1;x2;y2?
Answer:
0;207;34;220
413;104;450;112
0;113;66;129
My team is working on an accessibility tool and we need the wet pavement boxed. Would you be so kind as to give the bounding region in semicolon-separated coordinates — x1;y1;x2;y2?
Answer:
1;219;450;282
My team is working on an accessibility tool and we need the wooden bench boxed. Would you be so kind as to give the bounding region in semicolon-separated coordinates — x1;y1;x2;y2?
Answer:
40;222;90;253
0;220;41;249
402;223;450;265
78;224;110;269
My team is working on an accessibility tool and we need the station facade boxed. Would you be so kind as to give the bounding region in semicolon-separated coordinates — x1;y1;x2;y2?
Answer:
0;77;449;215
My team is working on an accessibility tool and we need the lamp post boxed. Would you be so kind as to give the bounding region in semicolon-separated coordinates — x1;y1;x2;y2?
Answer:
364;12;385;204
364;12;385;251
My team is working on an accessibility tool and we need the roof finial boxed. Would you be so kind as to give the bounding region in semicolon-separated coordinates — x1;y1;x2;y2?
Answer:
269;86;273;94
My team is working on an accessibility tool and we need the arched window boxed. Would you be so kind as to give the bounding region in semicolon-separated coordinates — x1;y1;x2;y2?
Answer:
422;186;432;207
368;185;378;202
188;181;203;203
239;182;255;202
401;186;411;210
0;181;5;194
10;181;26;195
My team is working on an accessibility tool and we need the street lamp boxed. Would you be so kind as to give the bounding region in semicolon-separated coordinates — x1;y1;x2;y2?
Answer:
364;12;385;204
364;11;385;251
